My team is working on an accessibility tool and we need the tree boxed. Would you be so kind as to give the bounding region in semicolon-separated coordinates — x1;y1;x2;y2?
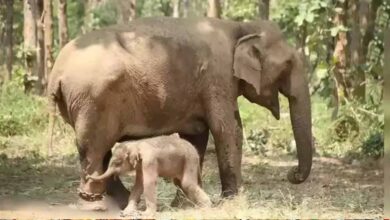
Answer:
332;0;349;116
207;0;221;18
130;0;137;20
362;0;381;57
36;0;44;93
258;0;269;20
182;0;189;17
349;0;365;100
4;0;14;81
116;0;137;24
43;0;53;92
173;0;181;18
23;0;38;93
58;0;69;48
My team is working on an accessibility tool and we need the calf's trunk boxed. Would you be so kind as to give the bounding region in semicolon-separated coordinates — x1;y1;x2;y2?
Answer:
88;168;117;182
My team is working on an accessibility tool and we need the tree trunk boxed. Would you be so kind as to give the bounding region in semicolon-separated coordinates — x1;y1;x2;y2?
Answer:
207;0;221;18
116;0;136;24
258;0;270;20
0;1;4;78
362;0;380;57
173;0;181;18
58;0;69;48
0;1;4;47
182;0;189;17
36;0;44;94
130;0;137;20
332;0;350;102
4;0;14;81
43;0;53;93
350;0;365;100
23;0;38;93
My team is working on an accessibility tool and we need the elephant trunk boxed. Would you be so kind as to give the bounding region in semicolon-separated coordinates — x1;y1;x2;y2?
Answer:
286;54;313;184
87;168;117;182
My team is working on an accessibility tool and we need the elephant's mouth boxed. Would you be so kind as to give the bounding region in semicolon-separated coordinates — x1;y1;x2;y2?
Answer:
269;105;280;120
251;94;280;120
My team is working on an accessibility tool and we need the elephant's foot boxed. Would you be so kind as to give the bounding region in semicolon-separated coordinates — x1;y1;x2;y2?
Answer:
76;188;107;211
106;176;130;209
220;170;240;198
221;189;237;198
77;198;107;211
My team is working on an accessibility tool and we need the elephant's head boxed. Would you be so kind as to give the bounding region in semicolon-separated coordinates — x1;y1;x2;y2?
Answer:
234;21;312;184
87;143;140;182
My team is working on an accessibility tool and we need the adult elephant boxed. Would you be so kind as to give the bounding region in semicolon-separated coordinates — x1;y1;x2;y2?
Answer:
47;17;312;210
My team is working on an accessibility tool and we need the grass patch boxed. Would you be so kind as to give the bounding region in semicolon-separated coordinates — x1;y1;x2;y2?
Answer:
0;82;48;136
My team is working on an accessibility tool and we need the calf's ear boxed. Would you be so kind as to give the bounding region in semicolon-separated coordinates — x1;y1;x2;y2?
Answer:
127;150;140;169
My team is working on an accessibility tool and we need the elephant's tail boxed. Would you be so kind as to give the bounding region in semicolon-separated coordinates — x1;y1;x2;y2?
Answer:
47;79;62;157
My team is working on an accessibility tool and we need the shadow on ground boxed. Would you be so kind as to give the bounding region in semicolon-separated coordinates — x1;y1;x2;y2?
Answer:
0;152;79;204
0;143;383;218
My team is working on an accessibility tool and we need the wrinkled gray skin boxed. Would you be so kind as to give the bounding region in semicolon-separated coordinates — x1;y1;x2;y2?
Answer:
47;17;312;210
87;133;211;216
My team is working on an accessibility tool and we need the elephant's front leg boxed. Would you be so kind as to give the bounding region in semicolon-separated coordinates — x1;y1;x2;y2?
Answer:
121;167;144;217
104;151;130;209
141;164;158;217
207;102;243;197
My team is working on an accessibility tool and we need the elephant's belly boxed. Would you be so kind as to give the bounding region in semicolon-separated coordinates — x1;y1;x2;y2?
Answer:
121;117;207;137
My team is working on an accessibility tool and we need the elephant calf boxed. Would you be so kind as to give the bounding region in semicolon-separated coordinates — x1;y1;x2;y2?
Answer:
87;133;211;216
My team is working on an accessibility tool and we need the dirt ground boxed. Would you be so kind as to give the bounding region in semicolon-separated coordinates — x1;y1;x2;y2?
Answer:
0;139;383;219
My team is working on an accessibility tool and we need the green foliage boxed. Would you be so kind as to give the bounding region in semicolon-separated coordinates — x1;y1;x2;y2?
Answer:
90;1;118;28
366;1;390;78
293;0;328;26
239;92;383;159
317;98;383;158
79;1;119;31
361;132;384;159
223;0;258;21
0;81;47;136
239;96;296;156
139;0;173;17
246;129;269;156
67;0;86;39
1;0;385;161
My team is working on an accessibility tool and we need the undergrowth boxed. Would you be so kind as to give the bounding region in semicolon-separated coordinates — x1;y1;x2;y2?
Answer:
0;82;47;136
0;80;383;161
238;94;384;160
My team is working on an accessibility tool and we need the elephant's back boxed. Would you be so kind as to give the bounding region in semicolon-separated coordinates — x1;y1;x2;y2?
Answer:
148;134;199;157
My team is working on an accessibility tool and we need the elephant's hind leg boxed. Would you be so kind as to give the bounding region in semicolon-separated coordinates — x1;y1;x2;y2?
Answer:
179;172;212;208
171;130;209;207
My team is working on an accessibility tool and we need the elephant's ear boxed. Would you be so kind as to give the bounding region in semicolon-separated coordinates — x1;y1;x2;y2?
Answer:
233;34;263;95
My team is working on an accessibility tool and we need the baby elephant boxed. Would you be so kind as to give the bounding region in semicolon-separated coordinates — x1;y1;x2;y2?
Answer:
87;133;211;216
